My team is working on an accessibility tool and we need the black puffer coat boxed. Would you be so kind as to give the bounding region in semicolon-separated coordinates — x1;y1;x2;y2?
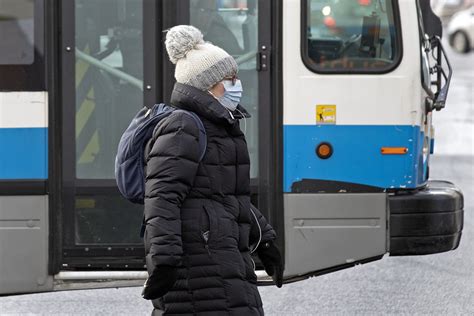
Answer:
144;82;276;315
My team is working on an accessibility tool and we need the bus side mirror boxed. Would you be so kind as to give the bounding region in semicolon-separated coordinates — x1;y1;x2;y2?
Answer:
423;36;453;113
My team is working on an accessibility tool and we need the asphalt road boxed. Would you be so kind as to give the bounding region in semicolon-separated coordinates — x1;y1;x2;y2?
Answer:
1;47;473;316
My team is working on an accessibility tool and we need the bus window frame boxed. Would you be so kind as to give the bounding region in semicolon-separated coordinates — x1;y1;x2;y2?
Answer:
300;0;404;75
0;0;45;91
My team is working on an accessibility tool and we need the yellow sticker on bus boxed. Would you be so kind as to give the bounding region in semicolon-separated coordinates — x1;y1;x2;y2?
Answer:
316;105;336;124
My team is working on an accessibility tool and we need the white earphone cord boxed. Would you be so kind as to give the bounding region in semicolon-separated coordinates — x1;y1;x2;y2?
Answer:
249;207;262;254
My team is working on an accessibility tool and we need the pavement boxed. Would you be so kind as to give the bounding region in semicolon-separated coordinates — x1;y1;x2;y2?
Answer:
1;42;473;316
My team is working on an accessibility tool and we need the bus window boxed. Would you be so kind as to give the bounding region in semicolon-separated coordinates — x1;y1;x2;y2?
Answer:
0;0;34;65
74;0;143;179
0;0;44;91
75;195;143;244
190;0;259;178
303;0;402;73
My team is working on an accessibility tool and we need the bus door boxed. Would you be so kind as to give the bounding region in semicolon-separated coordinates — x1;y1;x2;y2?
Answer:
57;0;158;272
56;0;277;275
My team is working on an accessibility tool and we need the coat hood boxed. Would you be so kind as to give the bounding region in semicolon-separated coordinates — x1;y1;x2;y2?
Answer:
170;82;250;126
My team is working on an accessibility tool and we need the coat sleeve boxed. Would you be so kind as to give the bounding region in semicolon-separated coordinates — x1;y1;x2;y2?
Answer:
144;112;201;269
249;203;276;247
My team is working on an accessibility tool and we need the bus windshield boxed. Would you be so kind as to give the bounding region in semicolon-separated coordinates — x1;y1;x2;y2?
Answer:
304;0;401;73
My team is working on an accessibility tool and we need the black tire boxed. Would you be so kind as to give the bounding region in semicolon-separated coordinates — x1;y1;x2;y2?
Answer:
451;31;470;54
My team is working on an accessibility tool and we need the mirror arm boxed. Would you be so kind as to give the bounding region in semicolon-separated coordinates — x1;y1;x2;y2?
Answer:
421;34;436;113
431;36;453;111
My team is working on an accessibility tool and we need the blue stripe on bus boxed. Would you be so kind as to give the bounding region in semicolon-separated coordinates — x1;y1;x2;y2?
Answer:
0;128;48;179
284;125;426;192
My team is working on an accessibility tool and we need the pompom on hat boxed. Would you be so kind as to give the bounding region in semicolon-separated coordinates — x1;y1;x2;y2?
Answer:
165;25;238;91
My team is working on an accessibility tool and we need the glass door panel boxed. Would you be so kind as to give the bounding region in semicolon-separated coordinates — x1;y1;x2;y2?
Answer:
190;0;260;178
75;0;143;179
63;0;147;262
187;0;279;267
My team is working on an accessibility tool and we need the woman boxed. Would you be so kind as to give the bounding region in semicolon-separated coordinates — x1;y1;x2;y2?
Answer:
141;25;283;315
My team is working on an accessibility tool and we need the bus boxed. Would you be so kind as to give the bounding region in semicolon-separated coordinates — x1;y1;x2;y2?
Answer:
0;0;463;294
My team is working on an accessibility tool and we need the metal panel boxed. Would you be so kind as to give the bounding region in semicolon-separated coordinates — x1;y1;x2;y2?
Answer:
284;193;387;277
0;196;53;294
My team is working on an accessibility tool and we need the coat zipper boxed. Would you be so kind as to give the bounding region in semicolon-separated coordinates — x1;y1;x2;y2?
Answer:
202;206;212;257
202;230;211;257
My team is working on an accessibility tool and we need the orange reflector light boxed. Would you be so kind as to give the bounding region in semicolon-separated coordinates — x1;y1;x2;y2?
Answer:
316;142;333;159
381;147;408;155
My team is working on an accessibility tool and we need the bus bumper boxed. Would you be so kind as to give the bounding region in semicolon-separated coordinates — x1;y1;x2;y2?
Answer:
389;180;464;256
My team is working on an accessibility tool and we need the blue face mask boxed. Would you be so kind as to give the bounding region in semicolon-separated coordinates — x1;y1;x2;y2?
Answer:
218;79;243;112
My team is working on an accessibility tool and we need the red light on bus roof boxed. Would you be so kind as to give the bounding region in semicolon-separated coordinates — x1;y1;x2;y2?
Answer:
359;0;371;6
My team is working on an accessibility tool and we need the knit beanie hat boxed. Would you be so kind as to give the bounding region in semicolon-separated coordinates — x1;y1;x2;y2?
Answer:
165;25;238;91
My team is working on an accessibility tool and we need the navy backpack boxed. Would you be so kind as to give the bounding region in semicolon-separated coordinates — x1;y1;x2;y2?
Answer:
115;103;207;204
